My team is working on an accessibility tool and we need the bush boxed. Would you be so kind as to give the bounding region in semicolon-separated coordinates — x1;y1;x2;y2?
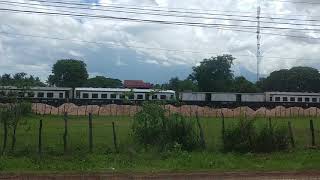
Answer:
132;102;201;151
223;118;290;153
223;118;256;153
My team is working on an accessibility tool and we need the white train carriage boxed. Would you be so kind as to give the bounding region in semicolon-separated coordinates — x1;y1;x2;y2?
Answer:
180;92;266;103
0;86;73;99
74;88;176;101
240;93;265;102
266;92;320;103
179;92;207;102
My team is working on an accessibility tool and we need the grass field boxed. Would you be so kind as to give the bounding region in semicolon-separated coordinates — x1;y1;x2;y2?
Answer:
1;114;320;172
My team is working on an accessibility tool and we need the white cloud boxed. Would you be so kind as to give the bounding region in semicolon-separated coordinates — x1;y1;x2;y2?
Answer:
0;0;319;82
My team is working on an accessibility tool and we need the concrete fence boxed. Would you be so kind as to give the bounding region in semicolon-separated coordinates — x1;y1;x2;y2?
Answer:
31;103;320;118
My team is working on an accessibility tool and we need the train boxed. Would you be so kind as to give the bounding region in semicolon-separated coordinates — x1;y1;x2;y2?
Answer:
1;86;320;108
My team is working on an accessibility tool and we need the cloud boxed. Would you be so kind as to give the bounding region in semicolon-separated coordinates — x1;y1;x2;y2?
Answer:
0;0;319;83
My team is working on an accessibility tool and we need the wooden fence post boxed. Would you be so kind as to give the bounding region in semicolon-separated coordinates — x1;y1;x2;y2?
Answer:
38;119;43;155
89;113;93;153
112;122;118;153
288;121;295;148
268;118;272;129
221;111;225;139
1;118;8;155
310;119;315;146
195;112;206;149
63;112;68;153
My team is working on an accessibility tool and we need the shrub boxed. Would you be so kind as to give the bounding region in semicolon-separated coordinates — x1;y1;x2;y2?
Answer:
223;118;256;153
223;118;290;153
132;102;201;151
165;113;200;151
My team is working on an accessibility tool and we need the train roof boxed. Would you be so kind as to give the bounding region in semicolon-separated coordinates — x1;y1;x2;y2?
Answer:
266;92;320;95
75;87;175;94
0;86;72;91
180;92;265;95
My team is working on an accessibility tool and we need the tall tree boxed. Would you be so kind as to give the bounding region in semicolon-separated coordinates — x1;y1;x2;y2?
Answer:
232;76;258;93
84;76;123;88
167;77;198;92
189;55;234;92
48;59;88;88
257;66;320;92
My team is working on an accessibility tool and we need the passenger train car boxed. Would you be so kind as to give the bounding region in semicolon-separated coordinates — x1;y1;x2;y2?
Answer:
0;86;176;105
1;86;320;108
180;91;320;108
74;88;176;104
0;86;72;104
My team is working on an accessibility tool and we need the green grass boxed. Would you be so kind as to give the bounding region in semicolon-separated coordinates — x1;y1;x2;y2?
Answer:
1;114;320;172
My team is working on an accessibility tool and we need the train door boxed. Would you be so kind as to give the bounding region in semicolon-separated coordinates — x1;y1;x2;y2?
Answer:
205;93;211;102
236;94;242;102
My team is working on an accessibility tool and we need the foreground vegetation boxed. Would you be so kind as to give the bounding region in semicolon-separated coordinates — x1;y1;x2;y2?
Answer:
1;150;320;172
1;111;320;172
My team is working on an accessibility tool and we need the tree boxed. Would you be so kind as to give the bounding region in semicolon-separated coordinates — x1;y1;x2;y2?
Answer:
232;76;258;93
189;55;234;92
84;76;123;88
257;66;320;92
48;59;88;88
167;77;198;92
0;73;45;87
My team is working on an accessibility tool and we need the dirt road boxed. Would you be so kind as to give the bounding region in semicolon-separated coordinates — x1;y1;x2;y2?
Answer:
1;172;320;180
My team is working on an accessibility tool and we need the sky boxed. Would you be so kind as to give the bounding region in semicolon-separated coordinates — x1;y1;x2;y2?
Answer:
0;0;320;84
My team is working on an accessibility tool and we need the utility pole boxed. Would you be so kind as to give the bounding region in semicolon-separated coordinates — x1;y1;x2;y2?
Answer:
256;0;261;81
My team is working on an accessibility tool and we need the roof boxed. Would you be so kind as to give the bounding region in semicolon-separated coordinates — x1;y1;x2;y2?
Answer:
266;92;320;96
75;87;175;94
0;86;72;91
124;80;153;89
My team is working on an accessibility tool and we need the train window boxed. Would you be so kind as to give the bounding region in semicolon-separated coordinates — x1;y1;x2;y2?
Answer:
120;94;125;99
298;97;302;102
170;95;174;99
59;93;64;99
152;95;158;100
305;98;310;102
312;98;317;103
129;94;134;100
101;94;108;99
37;92;44;98
0;91;5;97
275;97;280;102
18;92;25;98
92;94;98;99
270;97;273;102
47;93;54;98
137;95;144;100
82;93;89;99
160;95;166;100
8;91;17;97
283;97;288;102
110;94;117;99
290;97;295;102
27;92;35;98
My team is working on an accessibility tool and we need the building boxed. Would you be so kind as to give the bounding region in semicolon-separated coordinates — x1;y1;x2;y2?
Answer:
123;80;153;89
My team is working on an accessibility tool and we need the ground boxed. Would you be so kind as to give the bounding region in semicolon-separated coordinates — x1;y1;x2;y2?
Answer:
1;115;320;176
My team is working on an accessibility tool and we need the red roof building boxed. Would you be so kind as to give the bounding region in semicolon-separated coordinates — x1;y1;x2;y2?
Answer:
124;80;153;89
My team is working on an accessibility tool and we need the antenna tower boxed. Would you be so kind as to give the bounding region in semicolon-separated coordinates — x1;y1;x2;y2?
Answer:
256;0;261;81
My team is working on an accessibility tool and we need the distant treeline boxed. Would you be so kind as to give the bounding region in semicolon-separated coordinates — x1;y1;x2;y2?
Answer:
1;56;320;93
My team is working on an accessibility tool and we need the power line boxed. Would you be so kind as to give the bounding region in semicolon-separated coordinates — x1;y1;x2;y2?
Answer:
2;7;320;33
25;0;320;18
3;1;320;28
0;30;319;62
18;0;320;22
266;0;320;5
